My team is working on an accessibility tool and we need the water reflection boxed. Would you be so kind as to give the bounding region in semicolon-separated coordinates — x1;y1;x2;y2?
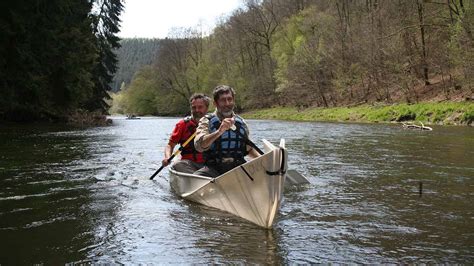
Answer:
168;203;284;264
0;123;108;264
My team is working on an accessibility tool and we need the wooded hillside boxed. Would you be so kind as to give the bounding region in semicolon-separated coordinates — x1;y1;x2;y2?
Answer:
110;38;161;92
114;0;473;116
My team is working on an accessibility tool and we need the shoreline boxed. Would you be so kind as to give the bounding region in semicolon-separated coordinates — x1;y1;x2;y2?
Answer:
242;102;473;126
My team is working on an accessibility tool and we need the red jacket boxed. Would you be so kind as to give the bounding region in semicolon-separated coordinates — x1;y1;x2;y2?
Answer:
169;116;204;163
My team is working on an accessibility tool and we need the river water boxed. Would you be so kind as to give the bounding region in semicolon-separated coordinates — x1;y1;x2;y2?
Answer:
0;117;473;264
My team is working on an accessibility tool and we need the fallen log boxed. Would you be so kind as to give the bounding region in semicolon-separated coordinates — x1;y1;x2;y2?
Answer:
402;122;433;131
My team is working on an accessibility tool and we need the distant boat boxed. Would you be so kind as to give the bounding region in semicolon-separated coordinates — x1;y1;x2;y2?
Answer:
126;114;140;120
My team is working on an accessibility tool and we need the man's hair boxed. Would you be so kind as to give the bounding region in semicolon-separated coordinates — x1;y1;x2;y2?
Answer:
212;85;235;102
189;93;210;107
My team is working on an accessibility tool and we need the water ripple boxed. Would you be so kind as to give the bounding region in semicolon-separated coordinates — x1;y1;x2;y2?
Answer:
0;118;472;264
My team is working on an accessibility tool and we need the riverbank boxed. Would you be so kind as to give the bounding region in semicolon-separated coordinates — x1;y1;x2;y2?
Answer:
243;102;474;126
0;109;113;127
67;109;113;127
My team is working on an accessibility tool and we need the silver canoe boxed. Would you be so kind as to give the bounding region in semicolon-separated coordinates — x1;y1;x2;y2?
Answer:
169;139;288;228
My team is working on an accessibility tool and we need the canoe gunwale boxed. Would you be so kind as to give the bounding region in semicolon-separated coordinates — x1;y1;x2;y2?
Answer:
168;168;213;181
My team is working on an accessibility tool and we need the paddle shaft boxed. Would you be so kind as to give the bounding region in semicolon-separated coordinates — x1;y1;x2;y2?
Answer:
231;122;311;185
230;125;264;155
149;131;197;180
242;135;264;155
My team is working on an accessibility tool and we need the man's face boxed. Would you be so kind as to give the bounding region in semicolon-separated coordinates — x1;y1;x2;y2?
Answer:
191;98;208;120
215;92;234;117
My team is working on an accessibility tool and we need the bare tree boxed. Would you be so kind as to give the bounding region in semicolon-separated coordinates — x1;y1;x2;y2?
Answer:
154;27;205;101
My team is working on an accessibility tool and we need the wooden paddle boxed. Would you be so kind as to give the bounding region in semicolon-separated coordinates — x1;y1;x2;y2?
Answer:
149;131;197;180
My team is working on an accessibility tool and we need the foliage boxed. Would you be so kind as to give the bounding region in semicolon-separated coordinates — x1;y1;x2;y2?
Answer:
0;0;123;122
272;6;337;107
113;65;190;116
446;1;474;90
120;66;161;115
116;0;472;117
110;38;161;92
244;102;474;125
86;0;124;112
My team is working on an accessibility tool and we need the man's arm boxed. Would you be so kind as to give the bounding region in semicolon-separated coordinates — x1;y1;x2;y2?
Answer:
162;142;177;166
163;120;183;166
194;116;210;152
195;117;235;152
200;118;235;150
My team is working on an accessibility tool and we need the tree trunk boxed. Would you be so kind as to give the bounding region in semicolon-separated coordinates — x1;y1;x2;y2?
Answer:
417;0;430;85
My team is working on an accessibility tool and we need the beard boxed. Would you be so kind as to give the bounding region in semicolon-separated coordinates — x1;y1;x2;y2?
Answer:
192;111;204;120
219;106;234;117
221;110;233;117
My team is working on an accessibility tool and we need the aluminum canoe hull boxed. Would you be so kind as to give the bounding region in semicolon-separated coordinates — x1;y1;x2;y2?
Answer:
169;139;287;228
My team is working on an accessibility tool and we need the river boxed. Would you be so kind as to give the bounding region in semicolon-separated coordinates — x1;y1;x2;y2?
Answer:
0;117;473;264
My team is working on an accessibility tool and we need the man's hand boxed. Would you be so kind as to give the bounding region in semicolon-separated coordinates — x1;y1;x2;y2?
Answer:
199;117;235;150
218;117;235;134
162;157;170;166
162;142;176;166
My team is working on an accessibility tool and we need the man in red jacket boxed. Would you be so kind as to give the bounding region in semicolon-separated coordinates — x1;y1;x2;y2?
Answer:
162;93;210;173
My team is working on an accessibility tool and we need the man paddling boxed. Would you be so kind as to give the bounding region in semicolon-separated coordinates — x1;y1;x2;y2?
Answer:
193;85;260;177
162;93;210;173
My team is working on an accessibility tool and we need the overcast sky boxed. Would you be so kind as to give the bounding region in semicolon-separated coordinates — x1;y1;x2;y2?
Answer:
119;0;243;39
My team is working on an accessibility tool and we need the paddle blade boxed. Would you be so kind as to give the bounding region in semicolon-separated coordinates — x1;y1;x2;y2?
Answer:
286;169;310;185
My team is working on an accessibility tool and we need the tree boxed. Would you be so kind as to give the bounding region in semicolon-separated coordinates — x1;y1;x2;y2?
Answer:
86;0;124;112
272;6;337;107
154;27;206;102
0;0;123;121
110;38;161;92
0;0;98;120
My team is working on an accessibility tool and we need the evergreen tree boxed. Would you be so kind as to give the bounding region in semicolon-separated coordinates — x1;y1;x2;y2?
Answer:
0;0;123;121
86;0;124;112
0;0;98;120
111;38;161;92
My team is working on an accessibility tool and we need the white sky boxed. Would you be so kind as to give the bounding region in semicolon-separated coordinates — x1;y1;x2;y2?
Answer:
119;0;243;39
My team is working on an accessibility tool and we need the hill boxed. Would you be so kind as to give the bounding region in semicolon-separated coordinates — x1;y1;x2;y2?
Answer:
111;38;161;92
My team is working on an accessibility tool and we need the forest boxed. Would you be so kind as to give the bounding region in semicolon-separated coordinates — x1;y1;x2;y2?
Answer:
0;0;123;122
113;0;473;117
110;38;161;92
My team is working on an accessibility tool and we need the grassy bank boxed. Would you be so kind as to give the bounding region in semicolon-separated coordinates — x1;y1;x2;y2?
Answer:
243;102;474;126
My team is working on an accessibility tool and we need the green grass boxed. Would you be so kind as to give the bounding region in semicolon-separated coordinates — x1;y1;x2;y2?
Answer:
243;102;474;125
